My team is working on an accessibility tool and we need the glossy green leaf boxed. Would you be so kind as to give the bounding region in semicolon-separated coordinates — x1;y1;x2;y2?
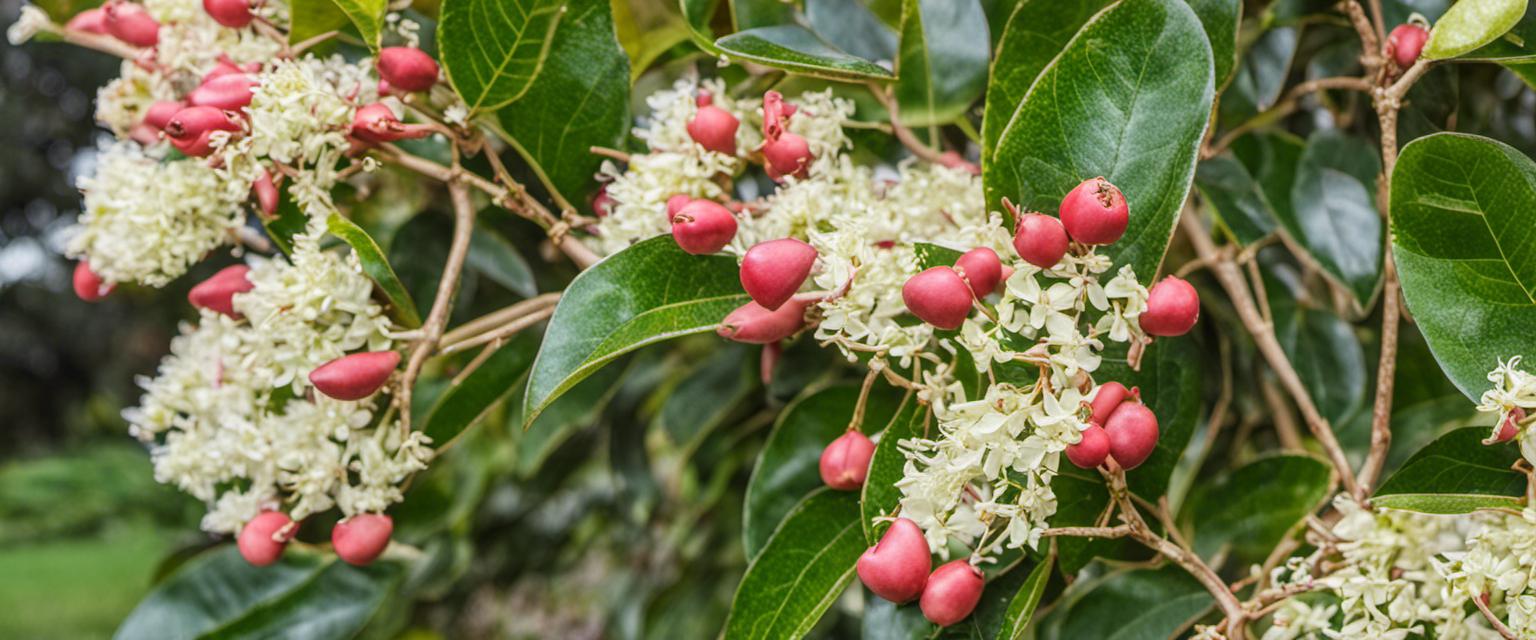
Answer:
467;223;536;297
262;189;308;256
1281;130;1383;305
1392;133;1536;399
289;0;350;47
657;343;757;454
1182;455;1332;561
522;236;748;426
496;0;630;208
115;547;401;640
1458;5;1536;61
420;331;540;446
807;0;899;63
983;554;1054;640
1185;0;1241;88
1374;427;1525;514
1099;336;1204;501
1267;274;1368;426
332;0;388;48
438;0;564;113
1218;26;1298;125
860;393;929;542
1035;565;1212;640
913;241;964;270
724;489;865;640
1048;467;1115;574
862;597;933;640
730;0;794;29
986;0;1214;280
715;25;897;81
863;554;1053;640
1195;153;1277;245
894;0;990;127
327;213;423;328
1231;131;1305;232
1424;0;1528;60
517;354;630;475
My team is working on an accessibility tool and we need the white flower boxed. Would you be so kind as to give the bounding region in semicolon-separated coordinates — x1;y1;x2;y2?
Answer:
7;5;51;45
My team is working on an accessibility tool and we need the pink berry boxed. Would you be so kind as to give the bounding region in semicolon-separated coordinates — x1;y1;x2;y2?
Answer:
763;132;813;181
377;47;440;93
857;518;931;603
902;267;973;330
1059;177;1129;245
188;265;253;318
252;169;279;216
1140;275;1200;337
671;199;738;255
142;100;183;131
165;106;241;157
665;194;693;221
591;186;615;218
72;261;113;302
66;8;110;34
740;238;817;310
309;351;401;400
920;560;985;627
717;298;810;344
687;92;740;155
761;90;794;138
1012;213;1069;269
1066;424;1111;469
1490;407;1526;444
200;59;246;84
819;430;875;490
350;103;434;144
1387;24;1428;69
332;513;393;566
954;247;1001;299
1104;402;1159;470
188;72;256;111
1089;381;1136;426
103;2;160;47
237;511;294;567
202;0;252;28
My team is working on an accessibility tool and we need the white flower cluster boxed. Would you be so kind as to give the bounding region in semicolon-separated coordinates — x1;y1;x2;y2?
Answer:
125;217;429;534
1478;356;1536;461
1438;508;1536;637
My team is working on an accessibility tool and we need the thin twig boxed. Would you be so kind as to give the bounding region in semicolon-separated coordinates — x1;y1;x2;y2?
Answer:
865;83;949;164
396;180;476;430
1040;525;1132;538
1205;77;1373;158
438;293;561;346
1474;593;1519;639
437;305;555;355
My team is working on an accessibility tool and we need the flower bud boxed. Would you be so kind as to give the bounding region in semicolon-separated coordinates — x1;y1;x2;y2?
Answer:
164;105;241;157
73;261;113;302
332;513;393;566
1488;407;1526;444
103;2;160;47
309;351;401;400
252;169;278;216
687;91;740;155
200;58;246;84
1066;424;1110;469
954;247;1001;299
1013;213;1069;269
665;194;692;221
1387;24;1428;69
762;90;793;138
1140;275;1199;337
65;8;109;35
857;518;931;603
591;186;614;218
1104;402;1159;470
819;430;875;490
188;72;257;111
237;511;295;567
902;267;973;330
717;298;810;344
1059;177;1128;245
1088;381;1137;426
377;47;440;92
670;199;737;255
202;0;253;28
920;560;985;627
188;264;253;318
763;132;813;181
142;100;183;131
741;238;817;310
350;102;434;144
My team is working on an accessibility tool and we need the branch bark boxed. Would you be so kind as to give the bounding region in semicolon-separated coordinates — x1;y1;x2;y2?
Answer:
395;180;476;430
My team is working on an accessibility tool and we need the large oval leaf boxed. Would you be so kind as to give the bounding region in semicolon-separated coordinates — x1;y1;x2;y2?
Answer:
1181;454;1332;562
1391;132;1536;399
522;236;749;426
1281;130;1384;306
725;489;866;640
985;0;1215;280
1195;154;1277;247
1424;0;1528;60
1185;0;1241;88
1456;5;1536;61
1035;565;1212;640
715;25;897;81
1374;427;1525;514
327;213;422;328
438;0;565;113
893;0;990;127
806;0;899;63
1265;264;1369;426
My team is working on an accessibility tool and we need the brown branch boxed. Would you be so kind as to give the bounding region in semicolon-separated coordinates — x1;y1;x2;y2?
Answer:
1341;1;1382;70
865;83;949;165
57;27;141;59
1205;77;1373;158
1040;525;1132;539
396;180;476;430
437;305;555;356
438;292;561;347
1474;593;1519;639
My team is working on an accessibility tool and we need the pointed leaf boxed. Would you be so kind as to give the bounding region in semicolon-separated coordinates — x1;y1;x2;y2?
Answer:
327;213;423;328
1185;0;1241;87
331;0;388;49
861;393;930;541
1280;130;1384;305
725;489;866;640
1374;427;1525;514
438;0;565;113
1424;0;1528;60
715;25;897;81
1195;153;1277;245
1036;565;1212;640
894;0;990;127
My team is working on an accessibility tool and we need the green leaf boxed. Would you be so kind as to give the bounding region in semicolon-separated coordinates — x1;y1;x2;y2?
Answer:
715;25;898;81
467;223;536;297
115;547;401;640
1374;427;1525;514
1185;0;1241;88
731;0;794;29
1457;5;1536;61
861;394;929;542
724;489;866;640
894;0;990;127
1195;153;1277;245
331;0;388;48
863;555;1054;640
496;0;631;208
517;354;630;475
1182;454;1333;562
806;0;899;63
1099;336;1204;501
438;0;565;113
1267;274;1368;426
986;0;1215;280
913;242;964;270
1391;132;1536;399
1035;565;1212;640
744;382;904;558
982;554;1054;640
680;0;726;55
657;343;758;455
1280;130;1384;305
1424;0;1528;60
262;190;308;256
1218;26;1298;125
420;331;540;446
1048;467;1114;574
289;0;350;47
522;236;749;426
326;213;423;328
1231;131;1305;234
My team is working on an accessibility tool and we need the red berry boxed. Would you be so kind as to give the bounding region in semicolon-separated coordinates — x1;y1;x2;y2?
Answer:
1012;213;1069;269
819;430;875;490
857;518;931;603
1104;402;1159;470
142;100;183;131
237;511;294;567
665;194;692;221
188;73;256;111
687;92;740;155
1140;275;1200;337
1490;407;1526;444
1059;177;1128;245
309;351;401;400
200;59;247;84
72;261;113;302
1066;424;1111;469
350;103;434;144
165;106;241;157
377;47;440;93
1387;24;1428;69
902;267;973;330
103;2;160;47
717;298;810;344
252;169;279;216
1089;381;1136;426
332;513;392;566
188;264;253;318
202;0;252;28
670;199;737;255
761;90;794;138
740;238;817;310
954;247;1001;299
65;8;109;34
763;132;813;181
921;560;985;627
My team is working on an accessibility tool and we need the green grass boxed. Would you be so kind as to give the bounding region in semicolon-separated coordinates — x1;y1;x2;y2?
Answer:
0;526;177;639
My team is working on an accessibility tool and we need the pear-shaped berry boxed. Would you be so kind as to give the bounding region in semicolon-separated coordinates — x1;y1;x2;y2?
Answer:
717;298;810;344
741;238;817;310
202;0;253;28
1104;402;1159;470
332;514;392;566
687;92;740;155
238;511;295;567
103;2;160;47
66;8;109;34
1140;275;1200;337
377;47;440;93
1387;24;1429;69
309;351;401;400
188;264;253;318
763;132;813;181
350;103;434;144
671;199;737;255
819;430;875;490
73;261;113;302
1059;177;1128;245
165;106;241;157
954;247;1002;299
1013;213;1070;269
920;560;985;627
902;267;973;330
252;170;279;216
188;72;256;111
1088;381;1136;426
1066;424;1111;469
142;100;183;132
665;194;693;221
857;518;931;603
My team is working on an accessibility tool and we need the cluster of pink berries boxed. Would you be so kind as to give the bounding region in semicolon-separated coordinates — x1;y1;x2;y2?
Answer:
1064;381;1159;470
858;518;984;627
238;511;394;567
